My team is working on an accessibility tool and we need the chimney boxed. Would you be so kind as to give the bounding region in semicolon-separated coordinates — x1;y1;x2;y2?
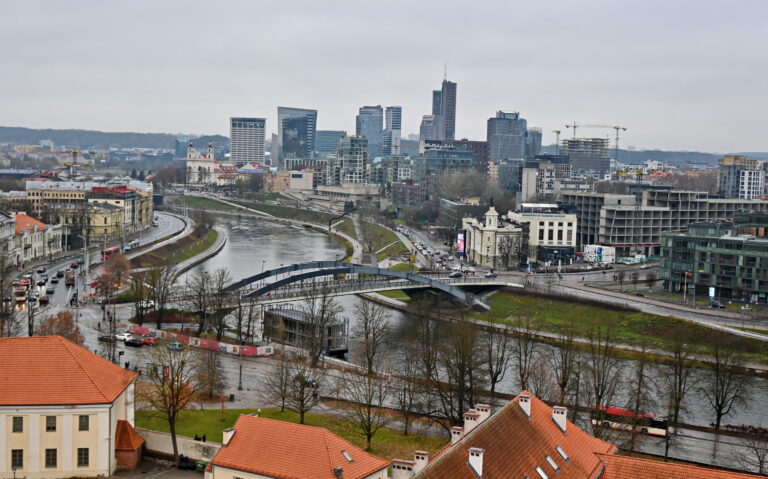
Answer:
451;426;464;445
468;447;484;477
463;410;480;434
519;394;531;418
413;451;428;474
391;459;415;479
475;403;491;423
552;406;567;433
222;427;235;445
333;467;344;479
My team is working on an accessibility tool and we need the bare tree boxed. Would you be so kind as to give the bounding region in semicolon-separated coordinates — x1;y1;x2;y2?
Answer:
105;252;131;288
663;324;695;459
130;271;151;327
737;430;768;475
285;353;326;424
527;355;558;403
702;339;750;430
395;348;422;436
617;271;626;289
138;347;204;465
483;327;513;397
0;251;20;337
630;271;640;290
232;294;259;345
196;350;227;400
208;268;234;341
352;301;390;375
646;271;658;290
626;341;655;452
262;347;292;412
584;327;623;439
497;234;525;270
301;284;344;366
35;311;84;345
186;269;211;336
511;317;538;392
146;266;173;330
343;369;391;450
549;322;579;404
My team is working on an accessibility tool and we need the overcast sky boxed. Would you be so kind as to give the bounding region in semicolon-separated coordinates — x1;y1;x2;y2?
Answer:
1;0;766;152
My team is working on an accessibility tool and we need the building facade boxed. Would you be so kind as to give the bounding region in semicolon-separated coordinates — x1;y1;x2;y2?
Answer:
327;136;368;185
383;106;402;156
277;107;317;165
718;154;764;199
508;204;577;262
229;117;266;166
356;105;384;160
314;130;346;158
487;111;527;162
462;207;528;268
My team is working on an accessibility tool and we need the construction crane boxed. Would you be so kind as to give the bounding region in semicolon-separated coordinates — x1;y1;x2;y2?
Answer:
552;129;562;155
561;123;627;162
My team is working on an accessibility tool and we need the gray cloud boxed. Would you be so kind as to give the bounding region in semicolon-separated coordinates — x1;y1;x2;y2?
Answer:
0;0;766;152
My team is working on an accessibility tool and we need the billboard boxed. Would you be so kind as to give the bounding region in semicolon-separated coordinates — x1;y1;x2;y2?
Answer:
457;232;465;256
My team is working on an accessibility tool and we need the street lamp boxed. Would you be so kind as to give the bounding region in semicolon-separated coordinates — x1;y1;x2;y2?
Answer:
238;350;243;391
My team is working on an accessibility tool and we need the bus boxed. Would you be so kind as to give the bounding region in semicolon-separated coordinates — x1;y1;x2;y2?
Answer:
101;246;121;261
65;270;75;287
591;406;669;437
123;240;140;251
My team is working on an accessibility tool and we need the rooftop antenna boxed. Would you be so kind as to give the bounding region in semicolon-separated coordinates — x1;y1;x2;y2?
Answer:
443;61;447;81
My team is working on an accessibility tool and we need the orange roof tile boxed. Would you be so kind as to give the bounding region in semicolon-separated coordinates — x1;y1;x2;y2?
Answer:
599;453;763;479
417;392;616;479
0;336;138;406
115;420;145;451
210;415;390;479
14;213;46;234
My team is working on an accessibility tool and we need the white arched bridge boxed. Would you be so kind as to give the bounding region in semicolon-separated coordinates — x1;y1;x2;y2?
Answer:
218;261;521;311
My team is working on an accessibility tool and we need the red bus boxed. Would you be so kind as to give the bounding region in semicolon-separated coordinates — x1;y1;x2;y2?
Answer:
591;406;669;436
101;246;121;261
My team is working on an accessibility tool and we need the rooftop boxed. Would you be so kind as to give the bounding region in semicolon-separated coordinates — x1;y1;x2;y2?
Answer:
0;336;138;406
210;415;389;479
598;453;762;479
14;212;46;234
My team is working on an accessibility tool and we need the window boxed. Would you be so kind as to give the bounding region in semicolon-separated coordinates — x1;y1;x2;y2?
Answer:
546;455;559;471
11;449;23;469
536;466;549;479
77;448;89;467
45;449;57;468
79;415;89;431
46;416;56;432
12;416;23;433
556;445;570;461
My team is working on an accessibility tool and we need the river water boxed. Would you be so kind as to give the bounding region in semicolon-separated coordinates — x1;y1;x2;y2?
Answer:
181;215;768;467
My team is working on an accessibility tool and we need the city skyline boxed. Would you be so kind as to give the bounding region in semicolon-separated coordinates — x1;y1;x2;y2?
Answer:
1;0;766;153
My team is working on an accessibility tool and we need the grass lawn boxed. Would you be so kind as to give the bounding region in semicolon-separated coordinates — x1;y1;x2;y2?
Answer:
239;202;337;224
131;229;218;268
388;262;418;272
473;290;768;362
334;218;357;240
175;196;242;213
361;221;400;254
135;407;446;459
376;240;409;261
377;289;411;302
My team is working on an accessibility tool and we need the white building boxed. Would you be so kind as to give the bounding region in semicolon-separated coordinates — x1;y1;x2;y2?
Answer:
0;336;142;478
507;204;578;260
13;213;62;266
229;117;266;166
462;206;527;268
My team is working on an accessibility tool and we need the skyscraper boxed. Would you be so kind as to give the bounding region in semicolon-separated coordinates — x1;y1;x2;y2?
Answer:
526;128;543;158
314;130;347;158
487;111;527;162
175;137;189;159
229;117;266;166
419;115;439;142
356;105;384;160
277;107;317;164
718;155;765;199
328;136;368;185
281;116;311;159
427;78;457;141
383;106;402;155
561;138;611;174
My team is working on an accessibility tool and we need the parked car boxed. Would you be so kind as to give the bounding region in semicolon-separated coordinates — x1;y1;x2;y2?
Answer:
635;292;645;297
46;287;55;295
167;341;183;351
139;300;155;310
28;295;37;303
38;296;50;305
98;335;116;343
448;271;463;278
142;337;158;346
485;272;498;278
115;332;132;341
125;338;144;348
37;267;46;273
710;301;725;309
56;270;64;278
50;277;59;284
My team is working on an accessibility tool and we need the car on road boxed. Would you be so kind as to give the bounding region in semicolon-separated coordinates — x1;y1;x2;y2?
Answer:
56;270;64;278
46;287;54;294
710;301;725;309
36;280;46;286
23;272;33;279
167;341;183;351
640;264;651;269
125;338;144;348
635;292;645;297
139;300;155;310
448;271;463;278
28;295;38;303
38;296;49;305
115;332;132;341
70;262;79;269
142;337;158;346
98;335;116;343
15;296;27;303
485;271;498;278
50;277;59;284
37;267;46;273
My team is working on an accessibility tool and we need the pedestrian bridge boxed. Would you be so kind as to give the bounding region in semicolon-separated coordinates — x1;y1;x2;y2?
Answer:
224;261;519;311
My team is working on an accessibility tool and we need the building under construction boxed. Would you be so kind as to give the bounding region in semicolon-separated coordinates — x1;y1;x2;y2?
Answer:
262;306;349;358
561;137;610;174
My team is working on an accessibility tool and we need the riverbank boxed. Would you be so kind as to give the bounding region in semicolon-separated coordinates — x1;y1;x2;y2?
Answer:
131;228;218;268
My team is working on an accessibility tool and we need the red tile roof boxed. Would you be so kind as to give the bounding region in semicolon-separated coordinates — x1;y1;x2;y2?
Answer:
0;336;138;406
599;454;763;479
115;420;145;451
416;392;616;479
210;415;390;479
14;213;46;234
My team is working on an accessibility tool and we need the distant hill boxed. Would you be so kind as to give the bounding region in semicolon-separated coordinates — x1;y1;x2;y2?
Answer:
0;126;229;151
540;144;725;166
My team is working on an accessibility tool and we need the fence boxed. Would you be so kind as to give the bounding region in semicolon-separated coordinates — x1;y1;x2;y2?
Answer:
128;325;274;356
137;428;220;462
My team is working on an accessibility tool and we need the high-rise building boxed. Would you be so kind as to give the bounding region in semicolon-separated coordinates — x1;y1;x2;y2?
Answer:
560;138;610;174
175;137;189;159
277;107;317;165
487;111;527;162
427;78;457;141
356;105;384;160
229;117;265;166
526;128;542;158
383;106;402;155
328;136;368;185
718;154;765;199
419;115;439;142
281;116;311;160
314;130;346;158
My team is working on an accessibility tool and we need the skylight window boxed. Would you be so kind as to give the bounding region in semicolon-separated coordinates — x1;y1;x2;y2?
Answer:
536;466;549;479
546;455;559;471
556;445;569;461
341;450;353;462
